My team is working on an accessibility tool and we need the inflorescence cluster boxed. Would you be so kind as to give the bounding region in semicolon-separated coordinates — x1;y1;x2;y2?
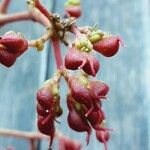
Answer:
0;0;125;149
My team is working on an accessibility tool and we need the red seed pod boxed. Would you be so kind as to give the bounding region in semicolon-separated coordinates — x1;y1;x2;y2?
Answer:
68;76;91;105
68;76;109;117
58;136;81;150
65;6;81;18
36;86;53;109
0;49;17;67
38;114;55;146
68;108;92;144
65;46;100;76
37;114;54;135
36;103;49;117
0;31;28;67
82;55;100;77
90;81;109;101
67;94;75;111
87;109;105;130
36;79;62;148
0;31;28;54
93;36;124;57
96;130;110;150
65;48;85;70
68;76;95;116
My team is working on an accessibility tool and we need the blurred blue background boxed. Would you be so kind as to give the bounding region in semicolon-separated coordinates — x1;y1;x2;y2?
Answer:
0;0;150;149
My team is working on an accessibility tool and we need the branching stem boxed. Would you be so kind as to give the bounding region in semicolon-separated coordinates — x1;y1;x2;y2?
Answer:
51;38;63;70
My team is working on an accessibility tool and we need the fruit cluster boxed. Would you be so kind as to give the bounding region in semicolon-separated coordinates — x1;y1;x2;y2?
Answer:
0;0;124;149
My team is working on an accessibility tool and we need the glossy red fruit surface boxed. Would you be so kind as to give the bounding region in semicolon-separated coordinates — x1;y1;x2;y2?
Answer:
93;36;124;57
65;6;81;18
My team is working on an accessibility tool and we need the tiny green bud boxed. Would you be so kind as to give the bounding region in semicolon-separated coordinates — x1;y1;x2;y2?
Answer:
89;34;102;43
51;84;59;97
68;0;80;6
75;38;93;52
35;39;44;51
26;0;35;8
75;102;82;112
79;76;89;86
55;105;63;117
42;79;53;88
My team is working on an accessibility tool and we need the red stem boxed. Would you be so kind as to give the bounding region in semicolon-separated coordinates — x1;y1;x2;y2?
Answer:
0;10;50;27
30;139;36;150
35;0;52;20
71;25;81;36
0;0;11;13
0;12;30;26
51;38;63;70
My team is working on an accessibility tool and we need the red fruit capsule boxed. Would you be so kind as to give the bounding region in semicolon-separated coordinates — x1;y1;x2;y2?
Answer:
90;81;109;101
36;103;49;117
68;108;92;144
38;114;55;147
36;87;53;109
0;48;17;67
87;109;105;130
65;6;81;18
65;47;100;76
0;31;28;67
93;36;125;57
96;130;110;150
0;31;28;55
68;76;91;105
